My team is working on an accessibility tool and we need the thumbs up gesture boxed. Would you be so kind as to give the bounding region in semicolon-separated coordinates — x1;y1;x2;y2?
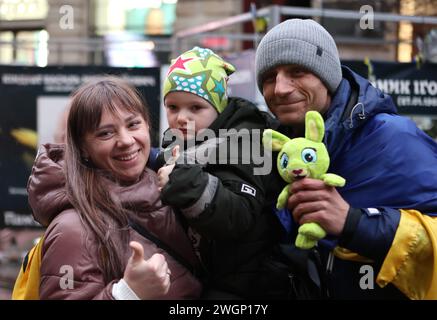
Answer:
157;145;180;190
123;241;171;299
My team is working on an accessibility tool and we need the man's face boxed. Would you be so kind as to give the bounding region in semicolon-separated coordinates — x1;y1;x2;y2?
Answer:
261;65;331;135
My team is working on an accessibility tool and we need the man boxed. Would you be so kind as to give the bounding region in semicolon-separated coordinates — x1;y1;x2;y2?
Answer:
255;18;437;299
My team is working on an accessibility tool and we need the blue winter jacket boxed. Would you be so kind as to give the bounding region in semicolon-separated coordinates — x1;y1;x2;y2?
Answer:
279;66;437;299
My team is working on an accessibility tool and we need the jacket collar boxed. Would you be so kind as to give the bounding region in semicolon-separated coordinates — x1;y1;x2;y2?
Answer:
324;66;398;158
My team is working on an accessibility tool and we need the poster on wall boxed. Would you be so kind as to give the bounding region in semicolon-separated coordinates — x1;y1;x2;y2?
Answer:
0;66;160;229
343;61;437;115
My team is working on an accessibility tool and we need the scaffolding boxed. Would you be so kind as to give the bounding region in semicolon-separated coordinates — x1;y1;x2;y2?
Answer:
1;5;437;65
173;5;437;60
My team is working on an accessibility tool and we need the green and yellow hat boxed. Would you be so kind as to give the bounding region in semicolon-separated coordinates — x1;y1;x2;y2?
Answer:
163;47;236;113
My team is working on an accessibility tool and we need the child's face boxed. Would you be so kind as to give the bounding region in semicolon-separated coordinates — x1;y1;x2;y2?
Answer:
165;91;218;140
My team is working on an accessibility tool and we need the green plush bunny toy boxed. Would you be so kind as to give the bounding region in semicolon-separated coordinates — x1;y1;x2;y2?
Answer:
263;111;346;249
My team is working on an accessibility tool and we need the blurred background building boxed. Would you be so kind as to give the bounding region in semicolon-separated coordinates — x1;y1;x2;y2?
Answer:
0;0;437;299
0;0;436;67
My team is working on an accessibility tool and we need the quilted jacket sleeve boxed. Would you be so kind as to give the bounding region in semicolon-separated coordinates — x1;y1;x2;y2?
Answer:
39;209;115;300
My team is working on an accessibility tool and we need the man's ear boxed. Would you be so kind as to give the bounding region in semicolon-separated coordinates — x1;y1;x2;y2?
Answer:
305;111;325;143
263;129;290;151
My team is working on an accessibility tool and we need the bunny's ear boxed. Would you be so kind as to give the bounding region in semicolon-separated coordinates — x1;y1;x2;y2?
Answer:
305;111;325;143
263;129;290;151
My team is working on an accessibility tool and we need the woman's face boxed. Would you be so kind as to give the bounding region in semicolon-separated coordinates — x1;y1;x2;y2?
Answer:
82;106;150;184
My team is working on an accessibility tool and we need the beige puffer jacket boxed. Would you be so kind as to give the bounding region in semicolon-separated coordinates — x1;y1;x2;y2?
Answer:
27;144;202;300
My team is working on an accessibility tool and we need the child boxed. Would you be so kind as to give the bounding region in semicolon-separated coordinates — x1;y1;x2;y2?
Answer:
157;47;289;299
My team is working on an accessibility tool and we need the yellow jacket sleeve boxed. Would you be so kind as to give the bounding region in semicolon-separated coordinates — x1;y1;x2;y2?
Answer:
377;209;437;299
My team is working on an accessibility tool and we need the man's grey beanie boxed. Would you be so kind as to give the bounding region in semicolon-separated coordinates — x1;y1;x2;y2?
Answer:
256;19;342;94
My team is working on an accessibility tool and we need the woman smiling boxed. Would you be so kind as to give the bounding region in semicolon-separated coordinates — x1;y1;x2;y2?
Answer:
27;77;202;300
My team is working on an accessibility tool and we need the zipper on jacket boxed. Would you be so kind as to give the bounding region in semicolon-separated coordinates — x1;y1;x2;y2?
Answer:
349;103;366;128
326;251;335;274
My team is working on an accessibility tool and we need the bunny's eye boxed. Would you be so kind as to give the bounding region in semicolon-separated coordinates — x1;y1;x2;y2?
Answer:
280;153;289;169
302;148;317;163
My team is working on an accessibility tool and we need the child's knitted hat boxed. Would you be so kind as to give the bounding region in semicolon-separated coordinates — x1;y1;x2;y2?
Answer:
163;47;235;113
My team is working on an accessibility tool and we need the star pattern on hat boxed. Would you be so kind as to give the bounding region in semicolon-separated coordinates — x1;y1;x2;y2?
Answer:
168;70;213;103
191;47;217;68
164;46;235;113
212;77;226;101
167;56;194;76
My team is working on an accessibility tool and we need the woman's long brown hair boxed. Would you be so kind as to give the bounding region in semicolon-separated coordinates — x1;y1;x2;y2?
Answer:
65;76;150;283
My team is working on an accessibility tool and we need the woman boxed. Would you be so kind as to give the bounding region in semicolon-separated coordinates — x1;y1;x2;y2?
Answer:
27;77;202;299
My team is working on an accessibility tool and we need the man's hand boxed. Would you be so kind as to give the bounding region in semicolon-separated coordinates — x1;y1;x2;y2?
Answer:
287;178;350;236
123;241;171;299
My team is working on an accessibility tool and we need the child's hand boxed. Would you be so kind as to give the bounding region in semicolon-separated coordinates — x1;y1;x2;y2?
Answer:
123;241;171;299
157;146;180;190
157;164;175;190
